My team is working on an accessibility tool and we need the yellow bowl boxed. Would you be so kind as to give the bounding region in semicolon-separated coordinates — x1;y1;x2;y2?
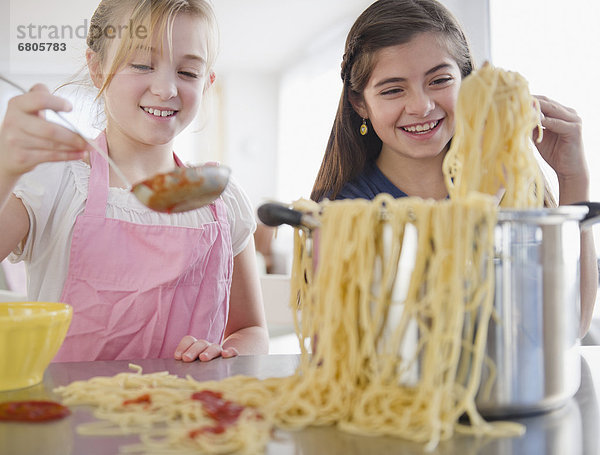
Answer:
0;302;72;391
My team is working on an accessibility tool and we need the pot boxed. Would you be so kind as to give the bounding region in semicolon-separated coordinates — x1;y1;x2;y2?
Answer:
476;203;600;417
257;201;600;417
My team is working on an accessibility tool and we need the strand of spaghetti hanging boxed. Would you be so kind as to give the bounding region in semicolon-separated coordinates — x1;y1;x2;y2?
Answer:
442;62;545;209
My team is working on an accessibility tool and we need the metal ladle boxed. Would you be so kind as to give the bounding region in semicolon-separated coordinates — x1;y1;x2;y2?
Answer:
0;74;230;213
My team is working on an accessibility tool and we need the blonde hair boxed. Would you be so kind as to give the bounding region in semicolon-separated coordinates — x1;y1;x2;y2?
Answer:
87;0;219;99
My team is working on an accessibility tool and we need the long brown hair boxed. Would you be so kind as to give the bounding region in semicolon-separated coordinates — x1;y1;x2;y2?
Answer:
310;0;473;202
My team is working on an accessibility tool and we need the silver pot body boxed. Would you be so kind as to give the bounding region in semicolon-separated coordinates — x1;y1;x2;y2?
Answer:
476;206;588;417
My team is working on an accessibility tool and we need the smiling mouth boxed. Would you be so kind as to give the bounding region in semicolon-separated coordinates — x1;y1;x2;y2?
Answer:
401;120;440;134
141;107;178;118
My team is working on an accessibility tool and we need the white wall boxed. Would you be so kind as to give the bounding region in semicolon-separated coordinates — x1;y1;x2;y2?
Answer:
276;25;349;203
220;71;279;208
443;0;491;65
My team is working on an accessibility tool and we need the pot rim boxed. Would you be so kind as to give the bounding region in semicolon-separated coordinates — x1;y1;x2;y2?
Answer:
497;205;588;224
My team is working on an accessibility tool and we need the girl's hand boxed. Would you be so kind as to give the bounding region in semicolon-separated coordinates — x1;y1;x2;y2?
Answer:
174;335;239;362
533;95;587;182
0;84;87;181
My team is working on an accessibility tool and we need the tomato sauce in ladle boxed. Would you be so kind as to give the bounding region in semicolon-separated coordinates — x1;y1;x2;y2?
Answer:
0;74;230;214
131;164;230;213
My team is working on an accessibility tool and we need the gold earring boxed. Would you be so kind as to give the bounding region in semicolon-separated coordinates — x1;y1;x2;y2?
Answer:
360;118;368;136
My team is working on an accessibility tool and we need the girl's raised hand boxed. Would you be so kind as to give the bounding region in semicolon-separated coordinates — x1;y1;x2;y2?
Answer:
174;335;239;362
533;95;587;183
0;84;87;181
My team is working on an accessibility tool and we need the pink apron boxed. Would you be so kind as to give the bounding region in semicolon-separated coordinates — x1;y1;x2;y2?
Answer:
55;133;233;362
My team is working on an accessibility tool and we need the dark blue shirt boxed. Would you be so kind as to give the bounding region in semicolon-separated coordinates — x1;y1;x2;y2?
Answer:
336;161;408;200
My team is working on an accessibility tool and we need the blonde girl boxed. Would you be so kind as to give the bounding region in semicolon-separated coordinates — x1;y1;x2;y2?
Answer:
0;0;269;361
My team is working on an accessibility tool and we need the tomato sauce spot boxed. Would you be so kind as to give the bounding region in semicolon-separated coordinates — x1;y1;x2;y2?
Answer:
189;390;247;438
0;401;70;422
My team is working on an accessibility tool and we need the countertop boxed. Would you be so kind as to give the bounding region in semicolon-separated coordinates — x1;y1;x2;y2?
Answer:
1;349;600;455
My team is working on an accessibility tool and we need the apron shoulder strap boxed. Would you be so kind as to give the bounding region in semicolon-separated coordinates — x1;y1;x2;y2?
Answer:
85;132;110;217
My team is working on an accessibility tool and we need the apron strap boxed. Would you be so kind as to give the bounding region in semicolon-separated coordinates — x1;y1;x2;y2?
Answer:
173;153;184;168
84;132;110;218
212;196;228;221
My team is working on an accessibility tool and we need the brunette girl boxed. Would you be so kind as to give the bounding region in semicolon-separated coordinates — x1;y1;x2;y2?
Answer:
311;0;596;335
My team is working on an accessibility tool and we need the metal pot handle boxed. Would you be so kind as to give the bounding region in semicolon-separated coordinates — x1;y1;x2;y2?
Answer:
257;203;320;230
572;202;600;230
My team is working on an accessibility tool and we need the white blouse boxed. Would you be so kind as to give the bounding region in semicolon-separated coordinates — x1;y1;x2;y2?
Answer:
9;160;257;302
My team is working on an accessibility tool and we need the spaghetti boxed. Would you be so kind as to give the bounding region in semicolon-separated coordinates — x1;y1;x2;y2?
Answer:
54;366;272;454
443;62;544;208
54;64;541;453
286;194;524;448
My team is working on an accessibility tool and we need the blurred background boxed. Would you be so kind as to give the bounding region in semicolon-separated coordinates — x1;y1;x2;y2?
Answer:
1;1;599;343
